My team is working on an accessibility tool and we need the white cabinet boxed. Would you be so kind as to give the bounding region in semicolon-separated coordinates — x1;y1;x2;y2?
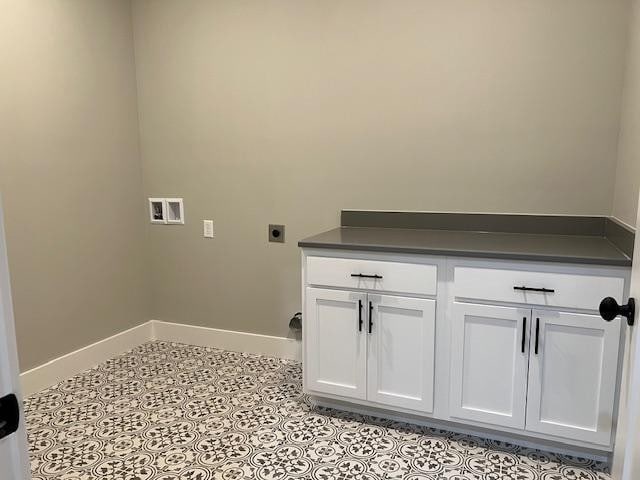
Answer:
449;304;622;447
449;302;531;429
306;256;438;296
526;310;621;445
304;287;437;414
453;266;625;311
368;295;436;413
305;288;367;400
302;251;628;451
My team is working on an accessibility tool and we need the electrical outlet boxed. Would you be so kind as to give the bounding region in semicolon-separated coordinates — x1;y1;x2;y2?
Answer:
203;220;214;238
269;224;285;243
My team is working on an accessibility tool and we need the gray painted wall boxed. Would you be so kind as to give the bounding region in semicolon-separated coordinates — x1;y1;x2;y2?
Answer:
613;0;640;227
132;0;632;340
2;0;638;371
0;0;150;370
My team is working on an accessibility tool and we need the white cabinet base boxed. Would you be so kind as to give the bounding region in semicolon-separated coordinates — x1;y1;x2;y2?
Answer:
301;249;629;455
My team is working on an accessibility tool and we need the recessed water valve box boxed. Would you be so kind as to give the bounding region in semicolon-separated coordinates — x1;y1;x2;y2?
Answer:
166;198;184;224
149;197;184;225
149;198;167;224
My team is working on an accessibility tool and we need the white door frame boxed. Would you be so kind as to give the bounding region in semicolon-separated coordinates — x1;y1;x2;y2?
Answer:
0;199;31;479
612;292;640;477
619;329;640;478
612;189;640;479
613;299;640;479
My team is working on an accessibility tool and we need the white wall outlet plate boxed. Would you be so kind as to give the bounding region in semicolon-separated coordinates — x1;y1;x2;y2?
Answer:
203;220;214;238
149;198;167;224
166;198;184;224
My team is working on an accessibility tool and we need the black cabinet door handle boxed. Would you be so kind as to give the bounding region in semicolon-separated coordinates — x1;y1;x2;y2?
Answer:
358;300;363;332
368;301;373;334
351;274;383;279
514;286;555;293
521;317;527;353
534;318;540;354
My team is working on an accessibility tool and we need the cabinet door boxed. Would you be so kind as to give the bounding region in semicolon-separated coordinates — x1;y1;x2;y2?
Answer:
526;310;621;445
305;288;367;400
449;302;531;429
367;295;436;413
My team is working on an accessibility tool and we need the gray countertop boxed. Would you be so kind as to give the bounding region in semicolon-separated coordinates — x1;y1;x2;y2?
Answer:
298;226;632;266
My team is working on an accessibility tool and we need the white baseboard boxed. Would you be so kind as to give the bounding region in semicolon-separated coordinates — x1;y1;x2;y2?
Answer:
15;318;609;461
20;321;153;396
151;320;302;361
20;320;301;396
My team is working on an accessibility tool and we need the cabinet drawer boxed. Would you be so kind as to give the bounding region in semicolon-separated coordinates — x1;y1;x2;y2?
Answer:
453;266;625;311
306;256;437;296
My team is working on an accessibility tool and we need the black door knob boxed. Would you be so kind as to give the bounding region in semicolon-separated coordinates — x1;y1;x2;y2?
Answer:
0;393;19;440
599;297;635;326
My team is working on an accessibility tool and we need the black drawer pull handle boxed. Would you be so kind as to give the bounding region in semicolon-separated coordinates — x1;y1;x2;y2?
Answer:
358;300;363;332
351;273;383;279
514;286;555;294
521;317;527;353
535;318;540;355
368;301;373;334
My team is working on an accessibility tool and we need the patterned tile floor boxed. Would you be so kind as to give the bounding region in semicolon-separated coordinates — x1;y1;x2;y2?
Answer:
25;341;611;480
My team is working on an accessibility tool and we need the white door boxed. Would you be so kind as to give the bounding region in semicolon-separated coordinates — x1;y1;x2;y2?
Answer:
613;198;640;479
0;201;31;480
367;295;436;413
305;287;367;400
526;310;620;446
449;302;531;429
